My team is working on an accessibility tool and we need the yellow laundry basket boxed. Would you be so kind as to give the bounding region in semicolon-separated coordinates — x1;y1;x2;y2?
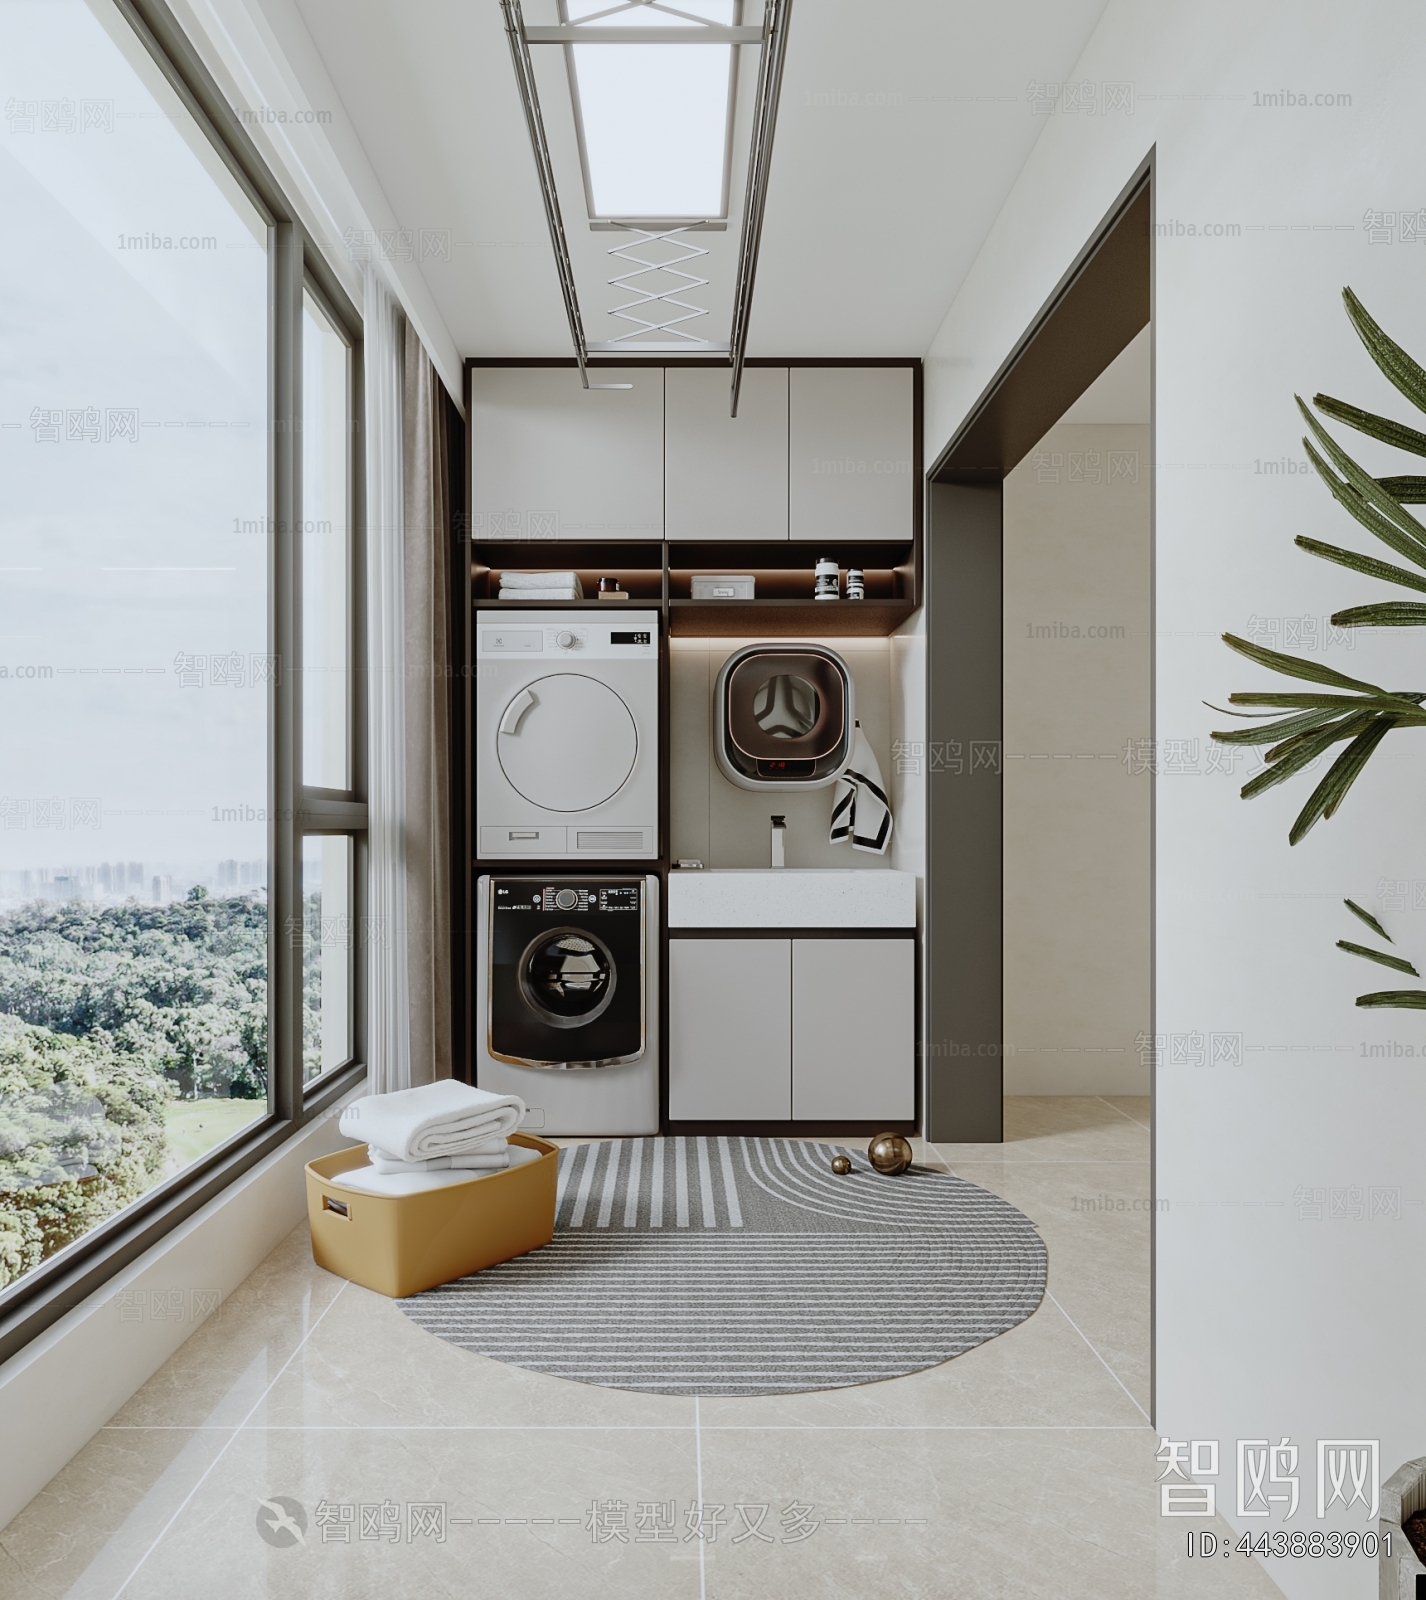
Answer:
305;1133;559;1298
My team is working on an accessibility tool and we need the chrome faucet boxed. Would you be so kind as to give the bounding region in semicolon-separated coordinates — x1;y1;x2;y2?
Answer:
770;815;787;869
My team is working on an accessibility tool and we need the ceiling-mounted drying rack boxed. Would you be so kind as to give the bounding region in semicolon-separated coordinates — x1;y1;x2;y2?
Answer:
497;0;793;415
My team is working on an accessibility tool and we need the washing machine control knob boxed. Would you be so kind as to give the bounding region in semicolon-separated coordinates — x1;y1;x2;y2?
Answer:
554;888;579;911
556;631;576;649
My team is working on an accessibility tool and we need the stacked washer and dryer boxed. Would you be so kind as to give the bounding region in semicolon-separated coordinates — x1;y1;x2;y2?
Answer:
474;612;660;1135
474;612;863;1136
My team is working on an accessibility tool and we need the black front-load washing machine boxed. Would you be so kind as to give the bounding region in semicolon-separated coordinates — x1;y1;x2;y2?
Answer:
485;876;648;1070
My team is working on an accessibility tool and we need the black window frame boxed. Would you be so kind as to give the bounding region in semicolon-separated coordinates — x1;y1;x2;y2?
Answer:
0;0;368;1366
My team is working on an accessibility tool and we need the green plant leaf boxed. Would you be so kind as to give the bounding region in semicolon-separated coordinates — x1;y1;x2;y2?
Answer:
1378;476;1426;502
1221;633;1385;694
1294;535;1426;594
1298;399;1426;549
1289;717;1395;843
1356;989;1426;1009
1240;713;1373;799
1267;717;1380;765
1336;939;1419;975
1313;394;1426;457
1206;701;1281;719
1331;602;1426;627
1264;711;1381;769
1227;691;1425;711
1302;440;1426;569
1211;709;1347;745
1345;898;1392;941
1343;287;1426;417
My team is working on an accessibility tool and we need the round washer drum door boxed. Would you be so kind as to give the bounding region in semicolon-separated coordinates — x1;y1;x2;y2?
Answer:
497;674;638;813
518;927;617;1029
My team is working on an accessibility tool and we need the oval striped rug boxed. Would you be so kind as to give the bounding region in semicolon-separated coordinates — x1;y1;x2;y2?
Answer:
397;1137;1046;1396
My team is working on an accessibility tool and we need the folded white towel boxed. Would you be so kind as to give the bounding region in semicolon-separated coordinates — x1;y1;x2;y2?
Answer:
331;1145;543;1198
338;1081;525;1163
368;1143;509;1174
500;571;582;589
500;587;581;600
829;721;893;855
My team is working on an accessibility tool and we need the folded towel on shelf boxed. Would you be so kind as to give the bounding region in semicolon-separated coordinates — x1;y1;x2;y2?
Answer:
338;1081;525;1164
829;720;893;855
367;1142;509;1175
499;587;581;600
499;571;584;596
499;570;582;589
332;1145;543;1198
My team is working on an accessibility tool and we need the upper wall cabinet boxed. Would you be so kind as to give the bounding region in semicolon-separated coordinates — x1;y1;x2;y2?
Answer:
665;367;789;541
789;367;915;541
470;367;664;541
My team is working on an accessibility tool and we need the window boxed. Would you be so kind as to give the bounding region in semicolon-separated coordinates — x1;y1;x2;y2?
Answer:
0;0;364;1325
562;0;741;222
302;835;353;1081
302;293;353;793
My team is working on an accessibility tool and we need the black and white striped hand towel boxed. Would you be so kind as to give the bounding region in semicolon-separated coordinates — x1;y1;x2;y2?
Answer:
829;721;892;854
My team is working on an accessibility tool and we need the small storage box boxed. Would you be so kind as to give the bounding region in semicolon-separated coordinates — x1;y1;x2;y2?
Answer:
305;1133;559;1298
691;574;755;600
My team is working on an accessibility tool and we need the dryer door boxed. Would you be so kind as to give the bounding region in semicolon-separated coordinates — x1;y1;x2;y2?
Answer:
497;673;638;813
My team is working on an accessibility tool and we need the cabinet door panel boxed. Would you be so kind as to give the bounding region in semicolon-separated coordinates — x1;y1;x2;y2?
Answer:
792;938;914;1119
470;367;664;539
788;367;914;541
669;939;791;1120
665;366;788;540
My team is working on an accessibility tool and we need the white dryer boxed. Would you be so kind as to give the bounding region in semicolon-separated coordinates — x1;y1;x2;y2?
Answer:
475;611;659;861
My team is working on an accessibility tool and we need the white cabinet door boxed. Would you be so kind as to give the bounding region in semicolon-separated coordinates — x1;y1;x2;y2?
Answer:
665;366;788;541
792;939;914;1119
669;939;791;1119
788;367;915;541
470;367;664;540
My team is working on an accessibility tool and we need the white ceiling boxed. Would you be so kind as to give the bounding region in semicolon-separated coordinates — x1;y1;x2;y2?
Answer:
290;0;1112;359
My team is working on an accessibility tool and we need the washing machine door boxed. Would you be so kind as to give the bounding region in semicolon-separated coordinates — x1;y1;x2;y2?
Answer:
519;927;617;1029
497;673;638;813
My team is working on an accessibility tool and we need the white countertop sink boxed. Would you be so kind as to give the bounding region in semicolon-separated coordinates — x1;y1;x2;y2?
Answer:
666;869;917;929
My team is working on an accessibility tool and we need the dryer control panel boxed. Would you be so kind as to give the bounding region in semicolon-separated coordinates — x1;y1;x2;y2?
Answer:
479;615;658;661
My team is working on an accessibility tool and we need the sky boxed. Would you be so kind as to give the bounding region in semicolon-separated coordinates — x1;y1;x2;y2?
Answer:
1;0;271;881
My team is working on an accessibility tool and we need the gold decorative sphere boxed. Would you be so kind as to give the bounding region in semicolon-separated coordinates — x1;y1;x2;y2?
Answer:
867;1132;913;1176
830;1154;852;1175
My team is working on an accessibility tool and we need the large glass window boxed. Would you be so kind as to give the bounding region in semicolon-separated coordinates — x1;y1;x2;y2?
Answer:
301;834;353;1082
302;292;352;792
0;0;363;1304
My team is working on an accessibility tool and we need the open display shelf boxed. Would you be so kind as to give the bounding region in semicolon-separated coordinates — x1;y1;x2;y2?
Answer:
471;540;667;607
471;539;917;636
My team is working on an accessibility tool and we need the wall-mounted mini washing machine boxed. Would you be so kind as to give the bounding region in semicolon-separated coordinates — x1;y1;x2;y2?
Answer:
475;874;658;1136
476;611;658;860
713;642;855;790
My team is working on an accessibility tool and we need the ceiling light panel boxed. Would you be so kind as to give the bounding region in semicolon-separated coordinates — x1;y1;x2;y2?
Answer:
561;0;740;221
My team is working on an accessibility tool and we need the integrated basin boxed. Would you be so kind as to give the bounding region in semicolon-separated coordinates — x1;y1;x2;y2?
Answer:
666;869;917;929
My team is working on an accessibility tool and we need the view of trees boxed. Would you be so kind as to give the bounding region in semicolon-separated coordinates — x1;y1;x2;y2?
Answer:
0;889;269;1288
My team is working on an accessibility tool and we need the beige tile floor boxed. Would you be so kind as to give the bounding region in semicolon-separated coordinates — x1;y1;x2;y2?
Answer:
0;1099;1284;1599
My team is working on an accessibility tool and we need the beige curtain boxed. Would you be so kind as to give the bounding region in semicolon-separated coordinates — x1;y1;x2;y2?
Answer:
401;321;452;1084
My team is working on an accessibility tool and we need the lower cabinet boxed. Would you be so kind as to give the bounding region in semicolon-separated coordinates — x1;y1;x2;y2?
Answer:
668;936;914;1122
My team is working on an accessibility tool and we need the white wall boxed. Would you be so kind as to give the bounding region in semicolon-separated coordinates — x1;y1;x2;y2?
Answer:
0;1100;356;1531
925;5;1426;1594
1003;421;1151;1095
